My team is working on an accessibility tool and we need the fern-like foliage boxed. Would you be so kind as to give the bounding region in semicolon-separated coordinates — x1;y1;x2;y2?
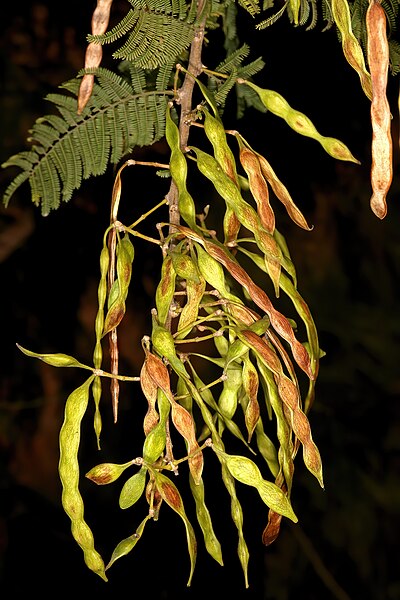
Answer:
87;0;196;69
1;68;173;215
206;44;266;114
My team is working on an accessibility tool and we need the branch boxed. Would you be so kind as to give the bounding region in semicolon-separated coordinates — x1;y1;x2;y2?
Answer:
167;0;207;231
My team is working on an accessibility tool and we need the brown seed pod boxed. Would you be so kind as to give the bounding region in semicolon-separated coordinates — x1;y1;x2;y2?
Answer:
366;0;392;219
77;0;114;114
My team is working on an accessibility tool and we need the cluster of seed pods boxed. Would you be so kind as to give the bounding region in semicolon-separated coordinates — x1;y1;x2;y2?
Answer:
19;39;391;581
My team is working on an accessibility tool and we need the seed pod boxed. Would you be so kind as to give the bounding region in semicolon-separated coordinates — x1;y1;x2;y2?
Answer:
176;276;206;340
236;134;312;230
331;0;373;99
92;243;110;448
218;364;243;424
191;147;283;295
59;376;107;581
183;232;312;379
195;243;234;298
106;516;150;570
140;361;160;436
189;473;223;566
289;0;301;24
254;418;279;477
94;244;110;358
143;421;167;465
165;103;198;230
256;356;294;492
238;143;275;234
119;467;147;509
239;81;360;163
214;449;297;521
155;255;176;327
366;0;392;219
152;470;197;586
86;460;133;485
241;329;323;487
116;234;134;298
16;344;88;369
237;244;320;405
142;388;169;464
242;353;260;442
77;0;114;113
201;107;241;244
220;460;250;587
144;350;203;483
102;234;134;337
202;106;240;187
170;248;201;283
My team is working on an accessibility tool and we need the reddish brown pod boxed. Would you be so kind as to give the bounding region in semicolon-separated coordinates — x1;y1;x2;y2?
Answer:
366;0;393;219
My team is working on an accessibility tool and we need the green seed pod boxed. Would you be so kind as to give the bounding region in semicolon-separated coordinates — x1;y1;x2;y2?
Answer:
119;467;147;509
202;108;238;180
116;234;134;300
143;418;167;464
215;450;297;521
191;147;283;295
214;332;229;357
165;103;198;230
94;244;110;350
239;81;360;163
170;249;201;283
220;461;249;587
152;470;197;586
176;276;206;340
194;243;232;298
218;364;243;421
331;0;372;99
59;376;107;581
86;460;133;485
106;515;150;570
16;344;88;369
155;255;176;327
254;418;279;477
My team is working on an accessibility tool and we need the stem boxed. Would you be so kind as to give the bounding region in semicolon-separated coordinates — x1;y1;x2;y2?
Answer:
167;0;207;232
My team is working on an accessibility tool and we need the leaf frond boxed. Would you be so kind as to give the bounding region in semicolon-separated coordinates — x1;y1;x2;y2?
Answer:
1;68;173;214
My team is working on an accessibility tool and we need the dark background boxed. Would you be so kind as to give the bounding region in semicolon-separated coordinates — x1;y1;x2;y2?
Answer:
1;1;400;599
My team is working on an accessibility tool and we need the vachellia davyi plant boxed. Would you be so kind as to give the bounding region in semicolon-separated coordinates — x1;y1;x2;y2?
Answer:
1;0;399;588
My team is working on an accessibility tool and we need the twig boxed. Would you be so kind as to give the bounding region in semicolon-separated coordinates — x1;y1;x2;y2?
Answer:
167;0;207;232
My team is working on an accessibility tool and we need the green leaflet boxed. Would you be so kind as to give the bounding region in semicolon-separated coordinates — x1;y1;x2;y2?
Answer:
1;69;172;214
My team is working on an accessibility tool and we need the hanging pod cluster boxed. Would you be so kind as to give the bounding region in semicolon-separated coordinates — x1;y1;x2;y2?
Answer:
16;73;362;587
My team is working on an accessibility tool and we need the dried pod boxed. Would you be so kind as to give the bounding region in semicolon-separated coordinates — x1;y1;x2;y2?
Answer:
77;0;114;113
367;0;392;219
